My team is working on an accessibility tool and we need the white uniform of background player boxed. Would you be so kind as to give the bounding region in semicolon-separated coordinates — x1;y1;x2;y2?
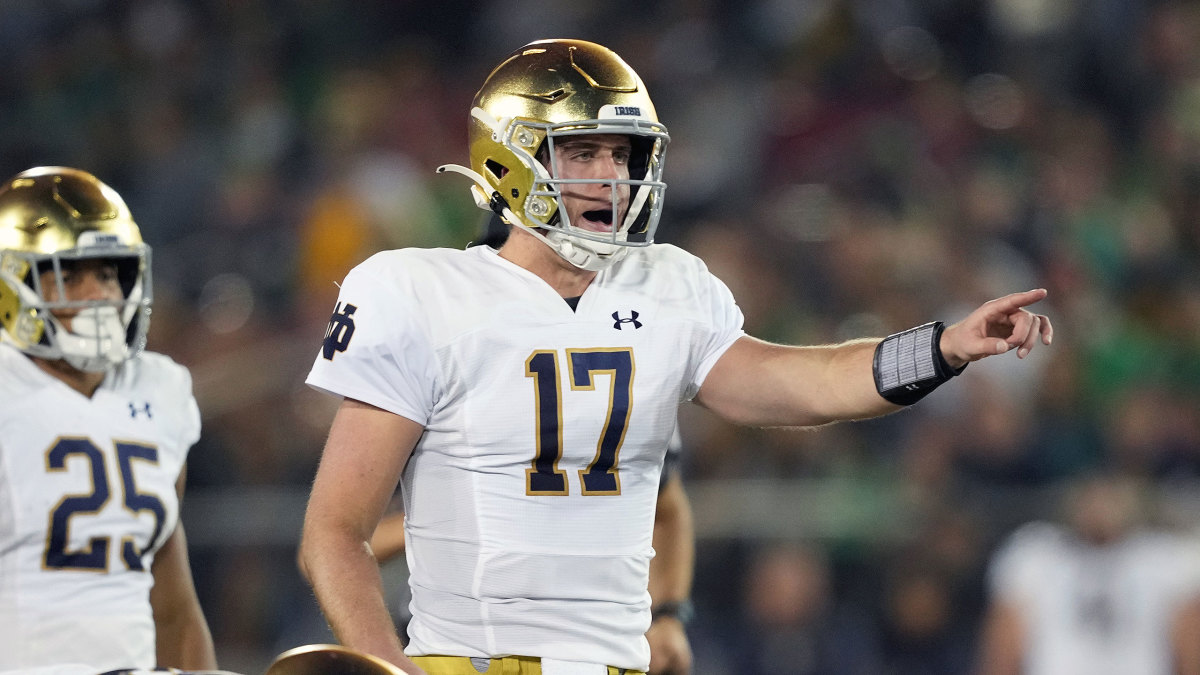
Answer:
981;474;1200;675
0;346;199;673
0;167;215;675
307;243;742;668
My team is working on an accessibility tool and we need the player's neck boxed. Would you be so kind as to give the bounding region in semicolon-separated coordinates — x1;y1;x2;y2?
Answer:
31;356;106;398
498;230;597;298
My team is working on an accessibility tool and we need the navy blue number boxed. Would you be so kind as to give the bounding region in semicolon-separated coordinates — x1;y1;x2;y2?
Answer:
44;439;110;570
525;351;568;494
524;348;634;496
569;349;633;495
43;438;166;572
117;443;166;571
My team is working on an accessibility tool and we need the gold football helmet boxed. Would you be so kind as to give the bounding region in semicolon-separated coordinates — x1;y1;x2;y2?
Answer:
0;167;151;372
438;39;669;270
265;644;409;675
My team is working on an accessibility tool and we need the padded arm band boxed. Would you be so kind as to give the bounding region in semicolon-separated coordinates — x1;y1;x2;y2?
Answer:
872;321;966;406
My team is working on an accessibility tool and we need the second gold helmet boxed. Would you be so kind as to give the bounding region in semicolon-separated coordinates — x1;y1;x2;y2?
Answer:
0;167;151;372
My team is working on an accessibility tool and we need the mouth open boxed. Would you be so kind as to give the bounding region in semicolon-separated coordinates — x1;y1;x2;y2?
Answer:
581;209;614;229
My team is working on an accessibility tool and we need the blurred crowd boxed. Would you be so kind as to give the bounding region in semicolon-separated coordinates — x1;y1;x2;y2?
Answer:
4;0;1200;673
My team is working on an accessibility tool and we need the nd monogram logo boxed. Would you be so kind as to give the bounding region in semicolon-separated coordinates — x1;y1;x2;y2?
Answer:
612;310;642;330
323;302;358;360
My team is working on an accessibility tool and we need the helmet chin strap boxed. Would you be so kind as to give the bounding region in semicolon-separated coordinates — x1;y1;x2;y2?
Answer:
437;163;628;271
54;306;129;372
542;230;627;271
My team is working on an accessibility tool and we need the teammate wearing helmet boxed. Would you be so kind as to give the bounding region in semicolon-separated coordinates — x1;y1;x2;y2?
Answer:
300;39;1053;675
0;168;216;674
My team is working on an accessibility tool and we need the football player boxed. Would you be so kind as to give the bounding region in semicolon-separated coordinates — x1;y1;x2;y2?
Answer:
299;39;1052;675
978;472;1200;675
0;168;216;674
296;214;696;674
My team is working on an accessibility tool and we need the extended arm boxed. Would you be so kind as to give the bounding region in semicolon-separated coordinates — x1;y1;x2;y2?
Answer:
150;468;217;670
299;398;426;674
646;473;694;675
696;289;1052;427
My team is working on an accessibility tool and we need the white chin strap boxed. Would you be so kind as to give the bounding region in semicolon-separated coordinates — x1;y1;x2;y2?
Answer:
55;306;129;372
437;163;628;272
542;229;628;271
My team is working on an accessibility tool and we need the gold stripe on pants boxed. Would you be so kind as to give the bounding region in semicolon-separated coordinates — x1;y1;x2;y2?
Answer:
411;655;644;675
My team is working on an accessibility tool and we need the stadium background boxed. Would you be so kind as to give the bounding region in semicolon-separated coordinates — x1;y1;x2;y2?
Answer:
3;1;1200;672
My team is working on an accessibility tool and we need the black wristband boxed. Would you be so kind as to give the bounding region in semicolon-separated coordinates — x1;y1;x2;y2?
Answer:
872;321;966;406
651;599;694;625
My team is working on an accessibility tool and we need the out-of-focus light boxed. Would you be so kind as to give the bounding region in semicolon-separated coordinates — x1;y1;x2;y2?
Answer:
965;73;1025;130
990;0;1077;38
198;273;255;334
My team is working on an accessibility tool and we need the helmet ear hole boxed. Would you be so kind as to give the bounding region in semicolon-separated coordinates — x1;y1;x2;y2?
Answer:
484;159;509;181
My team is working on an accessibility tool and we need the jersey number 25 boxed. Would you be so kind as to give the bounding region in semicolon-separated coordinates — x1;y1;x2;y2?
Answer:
43;438;167;572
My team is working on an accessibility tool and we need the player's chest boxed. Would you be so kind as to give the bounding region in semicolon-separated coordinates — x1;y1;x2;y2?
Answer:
440;310;688;408
1;392;183;517
1;412;182;574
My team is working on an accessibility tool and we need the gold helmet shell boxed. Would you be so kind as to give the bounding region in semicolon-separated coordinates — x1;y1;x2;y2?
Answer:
454;39;669;270
0;167;152;371
265;644;409;675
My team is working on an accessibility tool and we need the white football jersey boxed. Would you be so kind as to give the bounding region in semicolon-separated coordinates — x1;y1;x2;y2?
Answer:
308;243;744;669
987;522;1200;675
0;344;201;672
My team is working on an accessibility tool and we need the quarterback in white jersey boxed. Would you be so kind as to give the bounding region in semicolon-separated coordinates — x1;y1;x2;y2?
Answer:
0;168;216;674
308;242;739;668
299;39;1053;675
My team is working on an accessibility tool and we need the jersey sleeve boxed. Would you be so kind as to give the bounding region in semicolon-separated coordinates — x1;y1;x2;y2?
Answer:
306;255;440;425
684;260;745;399
179;366;201;450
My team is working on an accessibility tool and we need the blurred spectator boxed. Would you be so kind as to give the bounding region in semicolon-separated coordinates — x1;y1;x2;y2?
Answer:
875;511;987;675
733;543;882;674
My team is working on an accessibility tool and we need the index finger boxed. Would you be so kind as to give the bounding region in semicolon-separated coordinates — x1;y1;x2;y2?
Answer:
986;288;1048;315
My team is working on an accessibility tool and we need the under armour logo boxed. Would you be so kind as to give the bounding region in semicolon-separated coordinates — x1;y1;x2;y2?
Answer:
612;310;642;330
323;302;358;360
128;402;152;419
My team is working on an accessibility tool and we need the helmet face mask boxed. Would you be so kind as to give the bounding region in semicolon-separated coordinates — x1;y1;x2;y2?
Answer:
524;121;666;244
443;39;669;271
0;167;152;372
